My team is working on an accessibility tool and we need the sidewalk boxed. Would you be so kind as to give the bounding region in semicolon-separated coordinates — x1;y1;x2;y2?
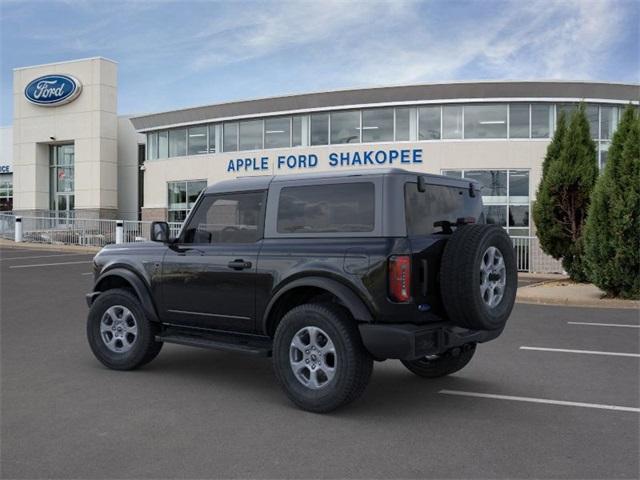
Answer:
517;277;640;309
0;238;100;254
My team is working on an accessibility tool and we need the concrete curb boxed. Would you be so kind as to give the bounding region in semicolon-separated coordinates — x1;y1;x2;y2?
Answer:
516;282;640;310
0;238;100;254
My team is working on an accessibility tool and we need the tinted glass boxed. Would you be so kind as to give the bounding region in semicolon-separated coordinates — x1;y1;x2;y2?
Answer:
208;124;217;153
147;132;158;160
442;170;463;178
169;128;187;157
418;106;440;140
531;104;551;138
310;113;329;145
483;205;506;226
277;183;374;233
586;105;599;139
292;116;303;146
405;183;468;236
442;106;463;139
600;107;617;140
464;104;507;139
265;117;291;149
330;111;360;144
509;170;529;199
183;192;264;244
223;122;238;152
362;108;393;142
465;170;507;197
187;180;207;208
158;131;168;159
395;107;411;141
508;205;529;228
239;120;263;150
187;126;207;155
509;104;529;138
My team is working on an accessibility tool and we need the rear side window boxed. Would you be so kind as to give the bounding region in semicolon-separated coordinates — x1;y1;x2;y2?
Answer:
277;183;375;233
405;182;468;235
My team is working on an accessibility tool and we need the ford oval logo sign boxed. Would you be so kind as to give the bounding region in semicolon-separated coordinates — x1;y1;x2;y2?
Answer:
24;74;82;106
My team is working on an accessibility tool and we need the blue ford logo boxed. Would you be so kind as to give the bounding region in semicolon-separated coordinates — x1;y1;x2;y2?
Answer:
24;74;82;106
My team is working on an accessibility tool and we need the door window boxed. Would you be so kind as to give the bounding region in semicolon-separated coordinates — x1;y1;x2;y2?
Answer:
182;192;265;244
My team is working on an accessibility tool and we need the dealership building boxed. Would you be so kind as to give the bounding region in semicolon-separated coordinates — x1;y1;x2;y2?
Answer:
4;57;638;238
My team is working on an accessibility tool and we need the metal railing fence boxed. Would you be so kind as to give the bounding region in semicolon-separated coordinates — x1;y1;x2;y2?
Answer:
1;213;564;274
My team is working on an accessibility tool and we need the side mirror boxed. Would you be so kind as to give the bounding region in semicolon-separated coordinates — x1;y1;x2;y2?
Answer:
150;221;170;243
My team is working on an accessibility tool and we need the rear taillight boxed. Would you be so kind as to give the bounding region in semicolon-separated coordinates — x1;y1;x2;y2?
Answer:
389;255;411;302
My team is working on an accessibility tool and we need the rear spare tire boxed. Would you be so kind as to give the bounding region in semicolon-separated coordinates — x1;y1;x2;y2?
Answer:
440;224;517;331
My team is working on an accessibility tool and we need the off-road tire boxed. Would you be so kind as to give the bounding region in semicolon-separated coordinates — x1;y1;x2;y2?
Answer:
87;288;163;370
440;224;517;330
273;303;373;413
401;343;476;378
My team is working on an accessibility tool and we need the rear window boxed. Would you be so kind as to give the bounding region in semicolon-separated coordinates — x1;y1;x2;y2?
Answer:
277;182;375;234
405;182;468;235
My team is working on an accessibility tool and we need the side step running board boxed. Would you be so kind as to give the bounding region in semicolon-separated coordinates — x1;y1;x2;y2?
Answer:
156;328;272;357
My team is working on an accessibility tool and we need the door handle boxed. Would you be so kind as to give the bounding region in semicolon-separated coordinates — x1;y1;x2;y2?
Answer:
228;259;252;270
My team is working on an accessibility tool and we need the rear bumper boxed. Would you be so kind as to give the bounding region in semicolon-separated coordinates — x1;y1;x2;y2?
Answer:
359;322;502;361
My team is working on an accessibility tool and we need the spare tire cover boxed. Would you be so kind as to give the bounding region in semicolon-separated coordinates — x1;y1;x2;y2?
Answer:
440;224;517;330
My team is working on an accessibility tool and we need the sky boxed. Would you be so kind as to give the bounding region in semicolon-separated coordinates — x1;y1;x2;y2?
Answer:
0;0;638;126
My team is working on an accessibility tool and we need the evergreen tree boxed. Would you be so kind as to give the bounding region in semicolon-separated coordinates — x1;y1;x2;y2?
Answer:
584;106;640;298
532;104;598;281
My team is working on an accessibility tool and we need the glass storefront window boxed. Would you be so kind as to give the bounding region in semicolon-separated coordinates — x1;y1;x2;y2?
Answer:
362;108;393;143
600;106;619;140
169;128;187;157
509;104;529;138
442;169;530;235
292;116;303;147
599;142;610;170
158;131;168;159
208;124;217;153
442;106;463;139
464;104;507;139
187;126;207;156
330;110;360;144
147;132;158;160
239;120;263;150
465;170;507;199
509;170;529;201
310;113;329;145
419;106;441;140
586;104;599;139
265;117;291;149
50;144;75;219
0;173;13;211
531;104;552;138
168;180;207;222
395;107;411;141
223;122;238;152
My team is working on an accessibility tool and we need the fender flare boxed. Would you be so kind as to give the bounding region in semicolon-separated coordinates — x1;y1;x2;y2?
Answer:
92;268;160;323
262;276;373;333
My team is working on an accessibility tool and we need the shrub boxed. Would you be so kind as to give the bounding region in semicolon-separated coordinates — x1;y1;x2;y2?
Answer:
584;106;640;298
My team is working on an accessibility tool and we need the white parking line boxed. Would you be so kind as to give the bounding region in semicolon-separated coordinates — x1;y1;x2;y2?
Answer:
1;253;92;261
520;346;640;358
439;390;640;413
568;321;640;329
9;261;92;269
81;272;93;276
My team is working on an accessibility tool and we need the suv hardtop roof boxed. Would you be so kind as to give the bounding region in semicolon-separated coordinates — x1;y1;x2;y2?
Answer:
203;168;474;195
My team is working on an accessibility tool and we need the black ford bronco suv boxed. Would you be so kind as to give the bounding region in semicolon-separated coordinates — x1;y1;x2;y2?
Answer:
86;169;517;412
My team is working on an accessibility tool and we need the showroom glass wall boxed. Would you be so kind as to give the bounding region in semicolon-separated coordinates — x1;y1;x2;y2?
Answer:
49;144;75;220
146;102;622;170
442;169;530;237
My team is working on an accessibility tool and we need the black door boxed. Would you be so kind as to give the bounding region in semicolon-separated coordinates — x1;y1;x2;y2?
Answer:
160;191;266;333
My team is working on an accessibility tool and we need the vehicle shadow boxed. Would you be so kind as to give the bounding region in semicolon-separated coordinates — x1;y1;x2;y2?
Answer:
122;345;500;417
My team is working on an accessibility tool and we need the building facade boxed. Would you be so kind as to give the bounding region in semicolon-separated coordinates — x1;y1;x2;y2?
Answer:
4;57;638;234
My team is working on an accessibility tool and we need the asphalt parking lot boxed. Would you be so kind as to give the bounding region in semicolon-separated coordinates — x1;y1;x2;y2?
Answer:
1;245;638;479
